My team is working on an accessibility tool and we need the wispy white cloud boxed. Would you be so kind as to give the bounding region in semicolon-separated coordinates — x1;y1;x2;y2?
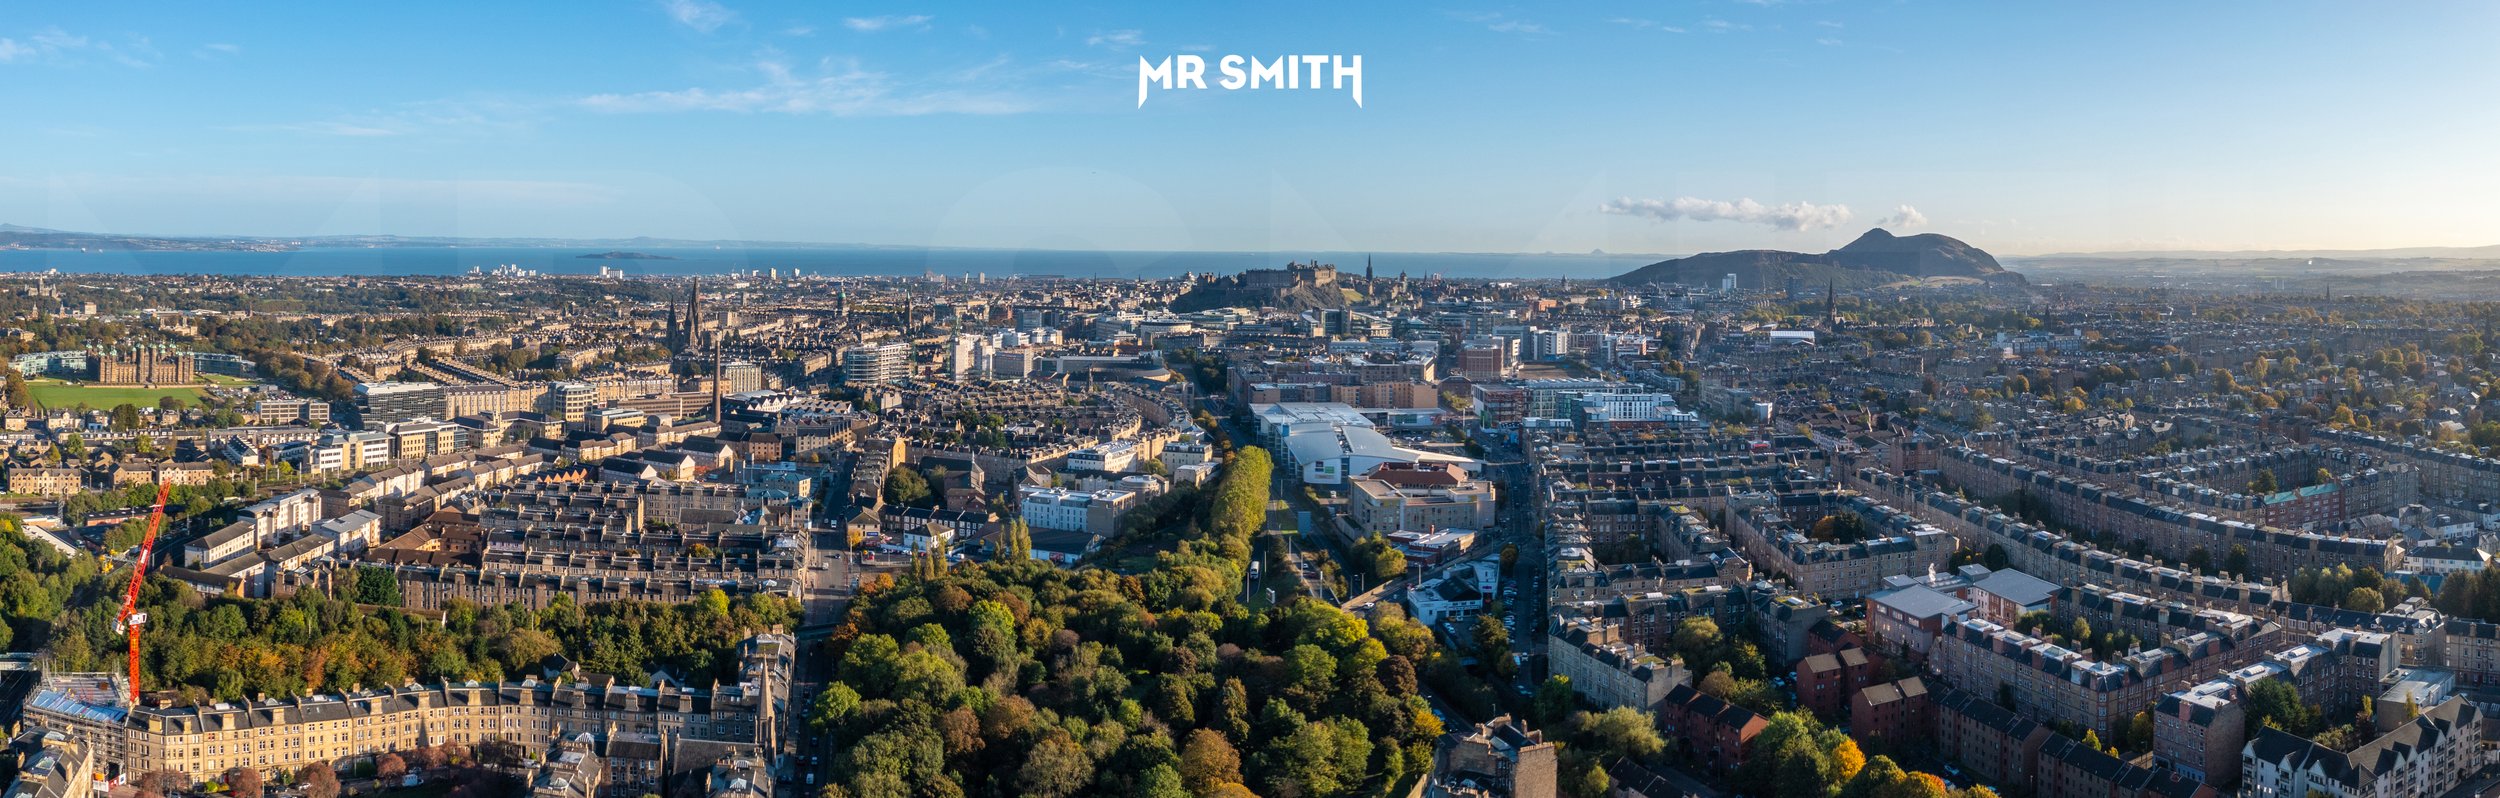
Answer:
1879;205;1928;229
238;121;403;137
193;42;240;60
660;0;736;33
844;15;932;32
1600;196;1855;231
1817;20;1845;29
782;25;815;37
579;57;1034;116
1084;29;1143;49
1607;18;1685;33
1450;11;1553;36
1817;37;1842;46
1702;18;1752;33
226;98;540;138
1044;59;1126;81
0;27;158;67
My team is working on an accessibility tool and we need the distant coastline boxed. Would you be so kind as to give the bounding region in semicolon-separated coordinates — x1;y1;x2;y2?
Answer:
0;246;1663;280
578;251;677;261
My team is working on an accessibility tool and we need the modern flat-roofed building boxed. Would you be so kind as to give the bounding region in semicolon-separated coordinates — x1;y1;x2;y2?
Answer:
357;381;447;427
1347;468;1497;539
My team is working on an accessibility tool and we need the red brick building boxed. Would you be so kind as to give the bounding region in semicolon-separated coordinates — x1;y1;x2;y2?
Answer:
1934;689;2052;789
1796;646;1875;718
1849;677;1930;750
1658;683;1769;772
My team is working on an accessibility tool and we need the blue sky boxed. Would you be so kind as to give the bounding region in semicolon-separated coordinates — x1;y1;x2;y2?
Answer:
4;1;2497;256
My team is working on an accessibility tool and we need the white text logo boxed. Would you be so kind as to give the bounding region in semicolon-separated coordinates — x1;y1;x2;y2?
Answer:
1138;55;1363;108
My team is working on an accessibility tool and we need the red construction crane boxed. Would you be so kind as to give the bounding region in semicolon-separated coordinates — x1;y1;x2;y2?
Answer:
113;482;173;705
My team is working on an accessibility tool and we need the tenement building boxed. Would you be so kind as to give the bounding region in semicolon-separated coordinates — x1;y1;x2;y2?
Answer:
24;634;792;794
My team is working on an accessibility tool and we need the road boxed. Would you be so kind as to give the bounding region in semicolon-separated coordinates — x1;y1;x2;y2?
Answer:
783;523;904;786
1479;445;1544;701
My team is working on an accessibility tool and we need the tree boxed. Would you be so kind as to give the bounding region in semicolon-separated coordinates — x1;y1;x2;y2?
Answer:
1673;617;1721;665
1139;765;1190;798
1500;544;1520;573
1841;756;1907;798
1534;676;1577;723
2224;544;2252;578
1580;706;1666;762
883;467;933;508
2127;710;2157;753
225;767;266;798
1356;534;1406;582
1896;773;1949;798
1699;670;1739;698
1180;729;1243;797
1831;737;1867;781
1562;759;1611;798
132;772;187;798
808;683;861;736
2250;468;2280;494
298;761;341;798
1000;519;1033;562
376;754;408;782
2244;678;2319;736
2345;587;2386;613
1017;732;1092;798
2;368;30;410
111;403;144;431
1472;613;1510;662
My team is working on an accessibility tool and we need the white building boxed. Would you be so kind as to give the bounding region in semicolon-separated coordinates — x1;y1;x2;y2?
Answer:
1405;559;1501;628
1018;486;1140;538
1068;441;1140;474
842;342;912;384
1577;393;1701;426
2240;697;2482;798
1284;424;1478;486
1251;402;1375;448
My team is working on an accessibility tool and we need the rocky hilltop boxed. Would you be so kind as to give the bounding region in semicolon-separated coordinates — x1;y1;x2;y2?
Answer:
1606;228;2021;288
1171;262;1353;312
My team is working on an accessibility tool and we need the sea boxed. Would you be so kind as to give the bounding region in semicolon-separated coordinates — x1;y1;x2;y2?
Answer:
0;247;1667;281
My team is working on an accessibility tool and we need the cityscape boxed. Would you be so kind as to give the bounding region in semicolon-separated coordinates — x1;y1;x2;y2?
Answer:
7;5;2500;798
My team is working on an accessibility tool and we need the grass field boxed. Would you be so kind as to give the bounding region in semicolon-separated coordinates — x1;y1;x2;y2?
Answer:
25;378;207;411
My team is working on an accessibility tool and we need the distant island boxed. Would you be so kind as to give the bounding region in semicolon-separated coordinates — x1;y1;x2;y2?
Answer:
577;251;676;260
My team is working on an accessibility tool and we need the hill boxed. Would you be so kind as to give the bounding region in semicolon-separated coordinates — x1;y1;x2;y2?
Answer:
1171;262;1353;312
1606;228;2021;288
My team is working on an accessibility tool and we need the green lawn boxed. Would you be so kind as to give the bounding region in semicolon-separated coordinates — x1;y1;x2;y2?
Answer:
25;379;208;411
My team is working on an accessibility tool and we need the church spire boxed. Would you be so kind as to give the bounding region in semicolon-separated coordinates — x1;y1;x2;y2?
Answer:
1825;278;1839;328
